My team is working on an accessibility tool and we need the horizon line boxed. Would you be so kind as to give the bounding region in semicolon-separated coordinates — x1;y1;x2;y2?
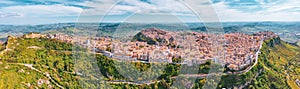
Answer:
1;21;300;26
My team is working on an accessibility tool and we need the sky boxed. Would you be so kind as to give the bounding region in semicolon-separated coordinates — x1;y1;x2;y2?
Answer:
0;0;299;25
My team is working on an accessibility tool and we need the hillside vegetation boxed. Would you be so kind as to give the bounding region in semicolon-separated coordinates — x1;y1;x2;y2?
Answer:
0;36;83;88
251;37;300;89
217;37;300;89
0;35;299;89
0;36;210;88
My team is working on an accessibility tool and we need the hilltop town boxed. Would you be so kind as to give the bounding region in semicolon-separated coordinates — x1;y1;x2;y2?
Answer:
1;27;298;89
20;28;278;71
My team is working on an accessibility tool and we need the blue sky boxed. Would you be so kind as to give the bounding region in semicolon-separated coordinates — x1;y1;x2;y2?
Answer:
0;0;299;25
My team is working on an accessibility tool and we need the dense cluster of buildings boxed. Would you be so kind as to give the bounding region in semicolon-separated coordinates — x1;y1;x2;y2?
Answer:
254;31;279;40
224;33;261;70
25;29;278;71
113;29;278;70
113;41;173;62
106;29;278;70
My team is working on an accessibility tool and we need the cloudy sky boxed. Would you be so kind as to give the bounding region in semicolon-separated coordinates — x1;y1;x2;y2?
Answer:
0;0;299;25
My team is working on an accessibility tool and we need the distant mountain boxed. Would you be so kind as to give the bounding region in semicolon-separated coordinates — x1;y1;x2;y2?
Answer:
0;22;299;42
190;26;239;33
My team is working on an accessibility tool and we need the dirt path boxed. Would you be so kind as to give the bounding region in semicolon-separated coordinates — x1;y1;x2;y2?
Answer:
9;63;65;89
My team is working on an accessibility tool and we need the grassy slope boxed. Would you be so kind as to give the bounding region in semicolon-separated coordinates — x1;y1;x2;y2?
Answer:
0;37;82;88
255;38;300;89
0;62;48;88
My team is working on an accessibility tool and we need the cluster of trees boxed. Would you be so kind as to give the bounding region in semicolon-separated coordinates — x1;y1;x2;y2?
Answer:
131;32;157;45
95;53;215;88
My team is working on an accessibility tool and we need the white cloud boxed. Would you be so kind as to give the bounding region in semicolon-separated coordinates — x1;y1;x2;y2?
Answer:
0;13;23;18
80;0;193;16
79;0;121;15
212;0;300;22
263;0;300;13
181;0;222;22
76;0;196;23
0;4;83;17
1;0;300;25
0;4;83;25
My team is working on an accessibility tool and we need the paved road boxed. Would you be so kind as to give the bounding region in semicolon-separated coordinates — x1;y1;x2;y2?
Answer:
244;40;263;73
105;80;159;85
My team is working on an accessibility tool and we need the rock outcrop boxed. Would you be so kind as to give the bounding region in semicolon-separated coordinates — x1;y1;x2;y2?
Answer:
132;28;175;46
